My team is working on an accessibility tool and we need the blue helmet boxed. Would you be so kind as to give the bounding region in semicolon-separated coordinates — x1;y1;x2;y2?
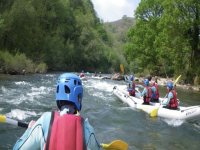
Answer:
144;79;149;86
167;81;173;90
56;73;83;111
129;75;134;81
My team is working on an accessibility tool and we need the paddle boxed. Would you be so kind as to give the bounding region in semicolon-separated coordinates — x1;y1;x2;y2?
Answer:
0;114;128;150
120;86;138;104
0;114;28;128
149;107;159;117
150;75;182;117
174;75;181;86
120;64;124;75
101;140;128;150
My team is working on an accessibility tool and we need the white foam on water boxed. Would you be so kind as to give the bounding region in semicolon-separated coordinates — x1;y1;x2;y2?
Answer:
14;81;32;86
1;85;54;105
3;94;32;105
91;91;104;98
1;86;18;95
6;109;37;120
31;86;52;94
26;86;53;100
163;118;185;127
45;74;56;77
86;80;116;93
84;79;131;104
1;86;7;93
90;91;114;101
1;86;23;104
0;86;17;99
193;123;200;134
116;106;132;111
9;94;27;105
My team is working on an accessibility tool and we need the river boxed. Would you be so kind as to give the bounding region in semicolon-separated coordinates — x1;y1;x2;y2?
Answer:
0;73;200;150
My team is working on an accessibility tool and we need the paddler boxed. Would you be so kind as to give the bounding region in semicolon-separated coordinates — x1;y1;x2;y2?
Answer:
162;81;179;110
13;73;100;150
79;70;85;78
141;79;152;105
150;79;160;103
128;75;136;96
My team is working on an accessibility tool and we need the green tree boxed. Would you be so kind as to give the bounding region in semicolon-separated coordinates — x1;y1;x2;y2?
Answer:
0;0;114;73
125;0;200;83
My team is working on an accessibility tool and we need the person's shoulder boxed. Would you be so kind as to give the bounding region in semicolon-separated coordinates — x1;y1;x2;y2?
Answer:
168;91;174;97
42;111;52;116
83;118;94;133
37;112;53;127
39;112;52;121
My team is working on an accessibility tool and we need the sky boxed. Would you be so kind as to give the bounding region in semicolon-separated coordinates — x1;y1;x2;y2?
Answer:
91;0;141;22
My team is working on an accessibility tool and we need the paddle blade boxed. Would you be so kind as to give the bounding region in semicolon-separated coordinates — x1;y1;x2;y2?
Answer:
0;115;6;123
174;75;181;85
150;108;159;117
101;140;128;150
120;64;124;75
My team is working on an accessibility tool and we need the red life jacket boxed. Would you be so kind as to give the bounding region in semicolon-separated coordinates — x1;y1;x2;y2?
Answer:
45;111;84;150
168;90;178;109
153;82;159;99
144;86;152;103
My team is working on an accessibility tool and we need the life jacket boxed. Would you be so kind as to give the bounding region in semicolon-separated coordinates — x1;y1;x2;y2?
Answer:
144;86;152;103
152;82;159;99
45;111;85;150
168;90;178;109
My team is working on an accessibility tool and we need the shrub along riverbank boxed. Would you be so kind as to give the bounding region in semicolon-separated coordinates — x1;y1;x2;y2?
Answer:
0;51;47;75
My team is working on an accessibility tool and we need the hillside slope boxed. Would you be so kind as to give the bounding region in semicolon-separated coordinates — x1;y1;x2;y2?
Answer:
104;16;135;71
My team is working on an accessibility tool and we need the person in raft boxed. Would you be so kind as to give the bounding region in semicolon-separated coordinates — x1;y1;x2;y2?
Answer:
128;75;136;96
141;79;152;105
79;70;85;78
13;73;100;150
162;81;179;110
150;80;160;103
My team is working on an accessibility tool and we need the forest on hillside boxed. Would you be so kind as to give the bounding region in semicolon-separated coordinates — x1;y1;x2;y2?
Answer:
125;0;200;85
0;0;124;74
104;16;135;73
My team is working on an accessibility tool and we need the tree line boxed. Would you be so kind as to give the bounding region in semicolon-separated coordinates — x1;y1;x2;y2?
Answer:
0;0;124;74
125;0;200;85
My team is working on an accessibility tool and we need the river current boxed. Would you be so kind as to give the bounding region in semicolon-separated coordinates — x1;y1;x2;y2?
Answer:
0;73;200;150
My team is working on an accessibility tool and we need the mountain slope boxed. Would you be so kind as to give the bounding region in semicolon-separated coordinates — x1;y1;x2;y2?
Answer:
104;16;135;71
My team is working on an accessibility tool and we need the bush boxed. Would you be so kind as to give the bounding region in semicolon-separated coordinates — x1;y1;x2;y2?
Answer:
0;50;47;74
194;76;200;86
35;62;48;73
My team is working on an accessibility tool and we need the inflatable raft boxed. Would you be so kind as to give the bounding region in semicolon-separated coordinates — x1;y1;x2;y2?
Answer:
113;86;143;108
113;86;200;120
149;105;200;120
